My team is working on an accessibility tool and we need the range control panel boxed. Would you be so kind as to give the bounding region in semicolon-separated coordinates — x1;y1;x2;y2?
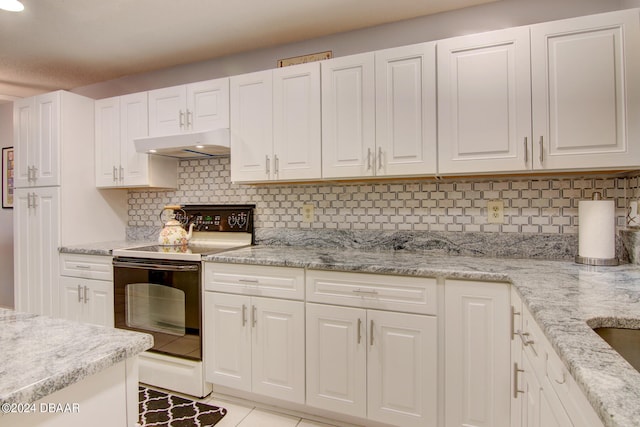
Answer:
174;205;255;233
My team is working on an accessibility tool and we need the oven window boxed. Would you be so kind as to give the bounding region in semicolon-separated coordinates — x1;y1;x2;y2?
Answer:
126;283;186;336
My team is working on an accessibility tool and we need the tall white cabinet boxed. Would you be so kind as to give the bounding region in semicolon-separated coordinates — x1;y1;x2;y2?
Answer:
13;90;127;317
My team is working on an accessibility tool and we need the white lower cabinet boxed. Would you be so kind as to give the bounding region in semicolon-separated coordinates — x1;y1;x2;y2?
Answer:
59;254;114;327
305;270;438;427
203;263;306;404
444;280;511;427
511;288;603;427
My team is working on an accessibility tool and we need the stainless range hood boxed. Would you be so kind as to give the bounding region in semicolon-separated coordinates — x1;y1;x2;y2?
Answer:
134;128;230;158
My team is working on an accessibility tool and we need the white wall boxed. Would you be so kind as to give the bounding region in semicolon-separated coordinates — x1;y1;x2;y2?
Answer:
74;0;636;99
0;103;13;308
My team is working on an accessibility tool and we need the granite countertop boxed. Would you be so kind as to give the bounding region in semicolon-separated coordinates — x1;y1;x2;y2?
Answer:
0;308;153;406
58;240;147;256
205;245;640;427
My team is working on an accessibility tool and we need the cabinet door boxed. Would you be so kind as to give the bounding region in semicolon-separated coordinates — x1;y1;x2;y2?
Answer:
375;43;437;176
59;276;84;323
120;92;149;186
321;53;375;178
306;303;366;418
85;279;114;327
521;354;541;427
251;296;305;404
204;292;252;392
511;288;524;427
273;62;321;180
444;280;511;427
14;187;60;317
13;97;35;188
34;92;60;186
438;27;532;174
230;70;273;182
368;310;437;427
531;9;640;170
95;97;120;188
187;78;229;132
148;85;186;136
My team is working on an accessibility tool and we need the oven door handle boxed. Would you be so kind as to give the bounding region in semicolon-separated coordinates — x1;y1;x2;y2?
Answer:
113;260;200;271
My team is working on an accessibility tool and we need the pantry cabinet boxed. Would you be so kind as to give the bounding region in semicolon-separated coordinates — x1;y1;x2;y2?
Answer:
59;254;114;327
148;78;229;136
305;270;438;427
95;92;178;188
13;92;61;187
230;62;321;182
13;187;60;317
203;263;306;404
444;280;511;427
438;9;640;174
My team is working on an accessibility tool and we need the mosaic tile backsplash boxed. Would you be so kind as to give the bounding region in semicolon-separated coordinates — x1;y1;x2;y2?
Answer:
128;157;632;235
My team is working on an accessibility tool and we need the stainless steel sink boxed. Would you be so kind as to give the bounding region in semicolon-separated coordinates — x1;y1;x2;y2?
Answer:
593;327;640;372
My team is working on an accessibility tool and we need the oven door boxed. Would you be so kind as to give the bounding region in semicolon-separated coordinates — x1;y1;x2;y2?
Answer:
113;257;202;361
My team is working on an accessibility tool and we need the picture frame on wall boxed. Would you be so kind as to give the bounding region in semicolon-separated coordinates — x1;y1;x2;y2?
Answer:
2;147;14;209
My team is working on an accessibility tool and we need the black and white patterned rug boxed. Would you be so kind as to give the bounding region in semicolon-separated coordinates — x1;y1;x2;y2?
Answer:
139;386;227;427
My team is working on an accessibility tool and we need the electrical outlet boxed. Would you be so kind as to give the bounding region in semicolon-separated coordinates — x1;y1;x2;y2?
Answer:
302;204;314;222
487;200;504;224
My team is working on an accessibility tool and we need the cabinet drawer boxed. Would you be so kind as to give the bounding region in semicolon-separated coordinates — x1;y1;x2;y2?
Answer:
306;270;437;315
60;254;113;281
545;339;603;427
204;262;304;300
520;305;546;374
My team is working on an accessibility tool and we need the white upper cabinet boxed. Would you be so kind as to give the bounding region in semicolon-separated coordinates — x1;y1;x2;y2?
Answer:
230;69;274;182
230;63;321;182
530;9;640;170
322;53;376;178
14;92;61;187
375;43;437;176
148;77;229;136
273;62;322;180
95;93;178;188
438;9;640;175
437;27;532;174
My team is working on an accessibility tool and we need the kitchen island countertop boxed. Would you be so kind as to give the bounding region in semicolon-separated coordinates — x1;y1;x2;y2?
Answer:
0;308;153;407
205;245;640;427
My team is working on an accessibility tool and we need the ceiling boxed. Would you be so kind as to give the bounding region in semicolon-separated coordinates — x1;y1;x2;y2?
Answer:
0;0;498;103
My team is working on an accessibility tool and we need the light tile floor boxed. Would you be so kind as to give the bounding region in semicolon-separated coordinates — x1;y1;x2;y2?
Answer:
202;395;339;427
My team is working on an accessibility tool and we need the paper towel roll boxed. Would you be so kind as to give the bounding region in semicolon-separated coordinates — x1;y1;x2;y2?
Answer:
578;199;615;260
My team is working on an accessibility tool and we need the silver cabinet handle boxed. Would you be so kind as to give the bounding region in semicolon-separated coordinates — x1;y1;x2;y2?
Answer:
239;278;259;284
113;166;118;182
30;193;37;209
242;304;247;327
179;110;185;129
524;137;528;165
539;136;544;164
370;319;374;346
27;166;33;182
265;155;270;176
367;148;372;170
378;146;383;171
513;363;525;398
27;193;32;209
357;318;362;344
187;109;193;129
554;371;567;385
252;305;257;327
77;285;82;303
517;330;537;355
352;288;379;296
84;286;89;303
119;166;124;182
510;306;521;340
31;166;37;181
75;265;90;270
274;155;279;175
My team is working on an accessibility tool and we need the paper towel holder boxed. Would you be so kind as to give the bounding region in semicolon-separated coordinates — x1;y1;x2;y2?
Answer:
575;192;619;266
